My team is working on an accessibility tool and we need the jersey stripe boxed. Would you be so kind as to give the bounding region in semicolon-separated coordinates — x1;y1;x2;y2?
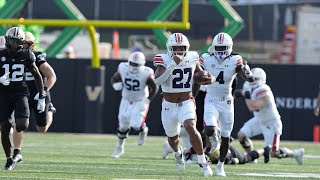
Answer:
236;59;243;65
256;89;268;97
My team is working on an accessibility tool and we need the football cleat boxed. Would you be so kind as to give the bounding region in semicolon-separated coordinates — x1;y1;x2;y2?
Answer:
111;145;124;158
175;145;185;172
199;163;213;177
162;141;173;159
4;158;16;170
215;163;226;177
294;148;304;165
137;126;149;146
263;145;271;164
12;149;23;163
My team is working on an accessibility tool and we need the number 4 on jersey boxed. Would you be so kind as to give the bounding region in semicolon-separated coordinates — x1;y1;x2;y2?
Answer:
216;71;225;84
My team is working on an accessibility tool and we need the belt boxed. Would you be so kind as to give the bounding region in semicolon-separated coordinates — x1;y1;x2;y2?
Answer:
207;96;231;101
164;97;194;107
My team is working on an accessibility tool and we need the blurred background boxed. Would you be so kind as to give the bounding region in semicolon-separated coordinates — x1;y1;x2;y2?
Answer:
1;0;319;142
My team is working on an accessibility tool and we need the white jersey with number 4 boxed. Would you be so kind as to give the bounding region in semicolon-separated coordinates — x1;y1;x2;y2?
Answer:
118;62;154;102
153;51;199;93
200;53;243;98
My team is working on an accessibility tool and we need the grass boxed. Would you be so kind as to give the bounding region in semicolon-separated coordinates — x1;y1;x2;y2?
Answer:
0;132;319;180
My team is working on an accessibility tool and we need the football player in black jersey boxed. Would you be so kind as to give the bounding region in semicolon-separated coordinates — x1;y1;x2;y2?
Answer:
0;27;46;170
11;32;57;164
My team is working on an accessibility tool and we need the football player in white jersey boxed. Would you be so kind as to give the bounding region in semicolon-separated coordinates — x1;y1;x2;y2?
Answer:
236;67;304;165
153;33;215;177
110;51;158;158
200;32;254;177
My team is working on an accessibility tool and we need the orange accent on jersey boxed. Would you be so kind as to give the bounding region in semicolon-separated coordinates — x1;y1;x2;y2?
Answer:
199;58;204;63
256;89;268;97
236;59;243;65
153;57;163;62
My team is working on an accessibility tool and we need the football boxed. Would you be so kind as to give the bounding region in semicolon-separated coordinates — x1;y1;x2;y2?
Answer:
194;70;209;83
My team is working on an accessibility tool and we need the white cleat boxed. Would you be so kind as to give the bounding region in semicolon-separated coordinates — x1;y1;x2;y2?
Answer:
111;146;124;158
294;148;304;165
138;126;149;146
199;163;213;177
216;163;226;177
162;141;173;159
175;145;185;172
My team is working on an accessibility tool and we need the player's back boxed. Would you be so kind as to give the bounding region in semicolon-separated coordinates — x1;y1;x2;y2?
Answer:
0;49;29;94
118;62;153;102
153;51;199;93
252;84;281;120
201;53;241;98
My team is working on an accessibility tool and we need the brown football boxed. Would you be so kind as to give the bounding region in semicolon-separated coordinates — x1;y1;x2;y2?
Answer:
194;70;209;83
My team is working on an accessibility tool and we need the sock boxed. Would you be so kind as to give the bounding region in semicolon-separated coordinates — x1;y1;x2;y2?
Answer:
217;160;224;166
197;154;206;164
175;146;182;157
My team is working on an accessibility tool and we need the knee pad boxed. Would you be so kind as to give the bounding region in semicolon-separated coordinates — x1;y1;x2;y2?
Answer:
275;148;288;159
15;118;29;132
239;136;252;149
117;128;130;139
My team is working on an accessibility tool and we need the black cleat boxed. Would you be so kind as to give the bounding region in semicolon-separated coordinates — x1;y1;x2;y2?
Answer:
12;149;23;163
263;145;271;164
4;158;16;170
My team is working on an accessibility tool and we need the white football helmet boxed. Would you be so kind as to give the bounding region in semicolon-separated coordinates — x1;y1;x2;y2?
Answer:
128;51;146;73
5;27;25;55
211;32;233;59
0;36;5;50
250;68;266;88
166;33;190;58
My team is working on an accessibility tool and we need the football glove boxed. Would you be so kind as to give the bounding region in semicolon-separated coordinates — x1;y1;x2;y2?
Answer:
37;96;46;113
242;62;253;79
112;82;123;91
244;91;251;99
0;72;10;86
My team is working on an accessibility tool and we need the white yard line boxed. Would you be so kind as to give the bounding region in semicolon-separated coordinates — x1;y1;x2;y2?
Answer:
240;172;320;178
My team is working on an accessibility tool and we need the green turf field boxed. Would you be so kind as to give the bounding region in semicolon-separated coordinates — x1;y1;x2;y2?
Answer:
0;132;319;179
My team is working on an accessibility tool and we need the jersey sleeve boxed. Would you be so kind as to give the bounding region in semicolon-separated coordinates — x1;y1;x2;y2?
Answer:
254;85;270;99
200;53;210;69
233;55;243;66
153;54;165;67
35;51;47;67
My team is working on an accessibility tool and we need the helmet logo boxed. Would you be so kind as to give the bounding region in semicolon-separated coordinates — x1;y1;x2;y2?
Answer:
133;52;139;61
174;33;183;44
217;33;224;44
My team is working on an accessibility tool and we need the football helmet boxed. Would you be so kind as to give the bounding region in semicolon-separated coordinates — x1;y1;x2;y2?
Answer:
5;27;25;56
250;68;266;88
211;32;233;59
0;36;5;50
128;51;146;73
24;32;36;50
166;33;190;58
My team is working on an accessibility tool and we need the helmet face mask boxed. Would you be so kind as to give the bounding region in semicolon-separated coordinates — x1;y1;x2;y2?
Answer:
250;68;267;88
5;27;25;56
211;32;233;59
166;33;190;58
128;51;145;73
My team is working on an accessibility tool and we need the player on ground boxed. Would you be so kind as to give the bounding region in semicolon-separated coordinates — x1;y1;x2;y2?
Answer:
111;51;158;158
0;27;46;170
236;67;304;165
200;32;254;176
154;32;215;177
11;32;57;163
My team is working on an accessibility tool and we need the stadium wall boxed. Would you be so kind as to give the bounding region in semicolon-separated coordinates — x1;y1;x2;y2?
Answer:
31;59;319;141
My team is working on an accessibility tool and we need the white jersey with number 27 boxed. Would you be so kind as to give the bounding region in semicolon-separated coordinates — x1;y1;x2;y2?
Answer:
153;51;199;93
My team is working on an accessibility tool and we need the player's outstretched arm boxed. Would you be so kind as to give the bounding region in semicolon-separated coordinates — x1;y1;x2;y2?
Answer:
111;71;122;91
146;78;158;101
39;62;56;91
